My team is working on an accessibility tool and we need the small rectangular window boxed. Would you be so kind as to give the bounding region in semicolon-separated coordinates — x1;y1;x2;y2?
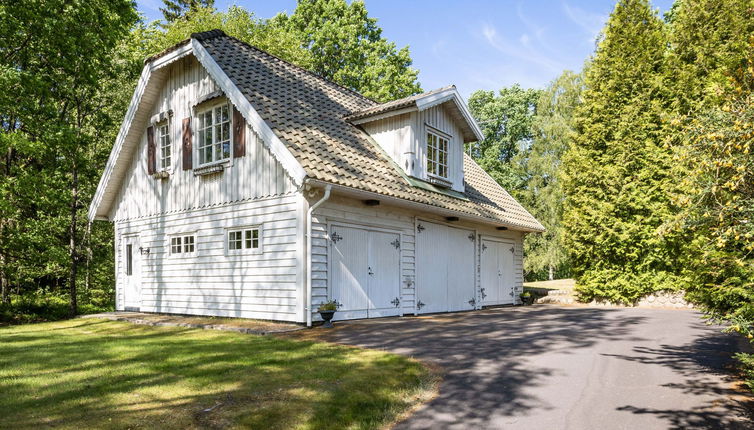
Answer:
228;227;261;253
159;123;171;170
427;130;449;178
169;234;196;256
125;244;133;276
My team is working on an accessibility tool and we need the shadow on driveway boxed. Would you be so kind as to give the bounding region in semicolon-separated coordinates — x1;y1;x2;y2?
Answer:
310;306;753;429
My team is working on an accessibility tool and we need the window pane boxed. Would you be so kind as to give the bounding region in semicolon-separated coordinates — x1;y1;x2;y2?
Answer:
126;244;133;276
222;142;230;159
171;237;182;254
184;236;194;253
229;231;242;250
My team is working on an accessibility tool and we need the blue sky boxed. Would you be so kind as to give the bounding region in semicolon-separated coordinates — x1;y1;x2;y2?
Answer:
137;0;674;98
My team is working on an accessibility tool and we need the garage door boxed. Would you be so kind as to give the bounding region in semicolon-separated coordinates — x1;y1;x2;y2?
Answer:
480;239;516;305
330;224;402;320
416;221;476;314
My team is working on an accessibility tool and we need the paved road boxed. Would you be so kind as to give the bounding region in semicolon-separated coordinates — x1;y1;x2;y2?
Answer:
319;306;753;429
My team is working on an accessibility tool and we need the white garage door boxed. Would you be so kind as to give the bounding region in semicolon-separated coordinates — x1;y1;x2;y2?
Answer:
481;239;516;305
330;224;402;320
416;221;476;314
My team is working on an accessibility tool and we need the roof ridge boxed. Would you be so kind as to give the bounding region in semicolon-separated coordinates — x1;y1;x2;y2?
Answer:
198;29;380;107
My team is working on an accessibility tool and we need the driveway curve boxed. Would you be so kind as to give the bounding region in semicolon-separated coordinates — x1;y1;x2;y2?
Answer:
318;306;753;429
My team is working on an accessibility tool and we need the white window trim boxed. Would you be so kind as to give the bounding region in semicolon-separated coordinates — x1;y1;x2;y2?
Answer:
426;126;451;180
167;232;197;258
156;121;172;173
193;99;234;168
225;225;264;255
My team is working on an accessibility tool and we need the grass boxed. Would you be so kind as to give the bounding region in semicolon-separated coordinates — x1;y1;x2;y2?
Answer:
523;278;576;291
0;319;437;429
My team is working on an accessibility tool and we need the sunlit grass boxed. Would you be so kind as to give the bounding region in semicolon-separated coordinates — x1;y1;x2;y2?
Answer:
0;319;437;429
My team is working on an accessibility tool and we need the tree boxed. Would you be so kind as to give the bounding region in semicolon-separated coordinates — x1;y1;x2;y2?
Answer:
467;85;541;192
0;0;138;315
160;0;214;24
274;0;422;102
561;0;684;304
514;71;583;280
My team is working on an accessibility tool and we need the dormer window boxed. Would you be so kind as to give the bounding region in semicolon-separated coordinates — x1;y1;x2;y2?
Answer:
427;130;449;179
197;104;231;165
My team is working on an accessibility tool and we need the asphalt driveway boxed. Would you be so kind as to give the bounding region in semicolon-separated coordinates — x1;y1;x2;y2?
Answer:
317;306;753;429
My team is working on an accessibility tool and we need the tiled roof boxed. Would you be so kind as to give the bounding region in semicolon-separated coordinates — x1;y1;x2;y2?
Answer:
343;86;456;121
192;30;544;232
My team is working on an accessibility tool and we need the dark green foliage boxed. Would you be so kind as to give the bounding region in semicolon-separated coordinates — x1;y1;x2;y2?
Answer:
562;0;686;303
160;0;214;23
274;0;422;102
467;85;541;191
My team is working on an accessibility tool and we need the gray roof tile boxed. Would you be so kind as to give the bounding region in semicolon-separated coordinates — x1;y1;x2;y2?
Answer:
194;30;543;232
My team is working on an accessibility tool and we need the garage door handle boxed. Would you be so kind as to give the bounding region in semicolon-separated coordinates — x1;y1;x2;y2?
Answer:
368;267;374;276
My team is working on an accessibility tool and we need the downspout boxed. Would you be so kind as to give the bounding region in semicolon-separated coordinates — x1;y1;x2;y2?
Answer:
306;184;332;327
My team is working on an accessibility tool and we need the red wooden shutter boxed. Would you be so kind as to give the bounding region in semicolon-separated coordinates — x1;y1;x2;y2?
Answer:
146;126;156;175
182;117;192;170
233;106;246;158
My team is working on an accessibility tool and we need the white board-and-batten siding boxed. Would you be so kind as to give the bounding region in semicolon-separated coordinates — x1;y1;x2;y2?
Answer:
110;55;295;222
112;55;304;322
362;103;465;193
309;195;525;318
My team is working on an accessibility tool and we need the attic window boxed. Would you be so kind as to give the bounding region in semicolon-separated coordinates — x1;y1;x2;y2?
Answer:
427;130;449;178
197;104;231;165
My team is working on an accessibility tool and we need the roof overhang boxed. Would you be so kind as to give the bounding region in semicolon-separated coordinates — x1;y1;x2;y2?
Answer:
347;87;484;143
306;179;543;233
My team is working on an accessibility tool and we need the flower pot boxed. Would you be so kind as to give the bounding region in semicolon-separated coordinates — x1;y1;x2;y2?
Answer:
319;310;336;328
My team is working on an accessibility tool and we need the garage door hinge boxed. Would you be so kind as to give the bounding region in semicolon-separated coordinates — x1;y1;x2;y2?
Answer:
468;233;475;242
417;300;425;310
391;297;400;307
417;224;425;233
468;297;476;307
510;246;515;253
482;243;487;252
481;288;487;299
391;238;400;249
330;231;342;243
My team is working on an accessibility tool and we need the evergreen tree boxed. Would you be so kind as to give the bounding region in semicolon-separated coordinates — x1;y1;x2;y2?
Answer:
274;0;422;102
467;85;541;192
515;71;583;280
562;0;683;303
160;0;214;23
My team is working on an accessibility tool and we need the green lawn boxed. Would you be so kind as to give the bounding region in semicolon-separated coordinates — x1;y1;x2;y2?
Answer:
0;319;437;429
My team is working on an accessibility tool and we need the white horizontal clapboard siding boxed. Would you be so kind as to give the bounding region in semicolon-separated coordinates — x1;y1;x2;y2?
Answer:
110;55;294;222
309;195;526;317
115;195;302;321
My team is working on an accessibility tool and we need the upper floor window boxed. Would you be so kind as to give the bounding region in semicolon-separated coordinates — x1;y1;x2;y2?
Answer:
197;104;231;165
427;130;449;178
158;123;171;170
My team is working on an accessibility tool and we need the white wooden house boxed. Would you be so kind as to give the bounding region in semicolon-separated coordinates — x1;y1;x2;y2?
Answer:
88;30;544;325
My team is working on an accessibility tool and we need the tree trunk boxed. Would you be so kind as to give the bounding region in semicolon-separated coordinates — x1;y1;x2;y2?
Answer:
69;165;79;316
548;264;554;281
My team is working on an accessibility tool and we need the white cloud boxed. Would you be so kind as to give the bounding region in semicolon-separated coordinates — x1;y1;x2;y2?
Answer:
479;23;564;73
562;2;608;44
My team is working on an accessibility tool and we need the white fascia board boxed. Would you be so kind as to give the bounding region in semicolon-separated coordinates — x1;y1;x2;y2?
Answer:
415;88;484;142
191;39;307;187
88;65;152;222
88;43;196;222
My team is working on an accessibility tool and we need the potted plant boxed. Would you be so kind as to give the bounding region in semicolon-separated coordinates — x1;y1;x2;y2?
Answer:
520;291;535;305
318;300;339;328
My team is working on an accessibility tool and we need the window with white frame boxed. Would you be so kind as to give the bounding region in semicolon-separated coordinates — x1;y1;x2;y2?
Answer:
227;227;261;253
426;130;449;178
158;123;171;170
169;234;196;256
197;104;231;165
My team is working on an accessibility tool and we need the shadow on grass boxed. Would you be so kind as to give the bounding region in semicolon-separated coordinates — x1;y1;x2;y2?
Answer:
0;319;433;430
